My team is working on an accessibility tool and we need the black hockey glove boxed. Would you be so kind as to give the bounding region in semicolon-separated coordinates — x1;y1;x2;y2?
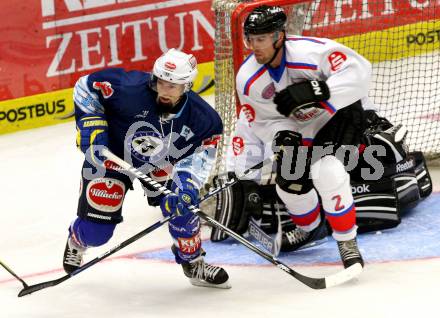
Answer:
274;80;330;117
315;101;366;147
364;110;393;132
272;130;302;161
272;130;313;194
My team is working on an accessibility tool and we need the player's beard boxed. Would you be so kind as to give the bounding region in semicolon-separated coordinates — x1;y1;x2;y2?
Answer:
254;49;272;65
254;53;269;64
156;96;175;114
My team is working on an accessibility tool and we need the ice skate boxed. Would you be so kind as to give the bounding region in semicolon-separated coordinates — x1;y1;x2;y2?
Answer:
337;238;364;268
281;221;328;252
63;235;87;274
181;255;231;289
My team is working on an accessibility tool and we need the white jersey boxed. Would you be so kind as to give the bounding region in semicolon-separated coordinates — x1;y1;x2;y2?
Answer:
236;34;374;141
228;35;375;175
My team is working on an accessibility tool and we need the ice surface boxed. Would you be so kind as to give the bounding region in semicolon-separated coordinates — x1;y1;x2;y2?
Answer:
0;103;439;318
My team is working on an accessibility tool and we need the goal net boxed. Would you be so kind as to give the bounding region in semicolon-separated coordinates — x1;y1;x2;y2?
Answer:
212;0;440;173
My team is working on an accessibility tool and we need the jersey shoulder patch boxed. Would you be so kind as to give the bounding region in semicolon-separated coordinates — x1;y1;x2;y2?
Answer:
88;68;150;99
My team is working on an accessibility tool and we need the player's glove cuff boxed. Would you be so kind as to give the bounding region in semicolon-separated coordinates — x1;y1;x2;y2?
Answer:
76;114;109;164
76;114;109;152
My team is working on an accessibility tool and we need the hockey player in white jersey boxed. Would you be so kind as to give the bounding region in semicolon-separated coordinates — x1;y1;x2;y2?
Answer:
230;5;371;269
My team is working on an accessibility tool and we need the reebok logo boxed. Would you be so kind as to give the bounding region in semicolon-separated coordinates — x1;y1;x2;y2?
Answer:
310;81;322;95
396;159;414;173
352;184;370;194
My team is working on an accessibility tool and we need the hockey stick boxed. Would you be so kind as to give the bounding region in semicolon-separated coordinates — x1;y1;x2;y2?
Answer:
0;260;28;288
18;151;272;297
117;155;274;204
18;215;174;297
99;151;363;290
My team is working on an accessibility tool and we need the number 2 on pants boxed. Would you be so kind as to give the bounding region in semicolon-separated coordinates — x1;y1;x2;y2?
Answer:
332;195;345;211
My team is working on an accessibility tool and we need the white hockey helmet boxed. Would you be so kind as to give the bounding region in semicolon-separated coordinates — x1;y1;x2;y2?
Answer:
152;49;198;92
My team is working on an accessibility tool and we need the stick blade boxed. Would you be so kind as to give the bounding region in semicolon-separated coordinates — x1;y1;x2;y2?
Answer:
296;274;327;289
18;276;68;297
292;263;363;290
324;263;363;288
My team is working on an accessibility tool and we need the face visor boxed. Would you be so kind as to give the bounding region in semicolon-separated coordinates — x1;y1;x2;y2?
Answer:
244;31;280;50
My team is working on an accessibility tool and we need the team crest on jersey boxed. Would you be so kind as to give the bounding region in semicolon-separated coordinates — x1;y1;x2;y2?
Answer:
232;136;244;156
328;51;347;71
92;81;114;98
261;82;276;99
240;104;256;123
127;131;165;162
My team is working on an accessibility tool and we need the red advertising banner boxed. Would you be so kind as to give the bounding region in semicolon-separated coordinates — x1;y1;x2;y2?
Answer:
0;0;215;101
0;0;439;135
304;0;440;38
2;0;439;102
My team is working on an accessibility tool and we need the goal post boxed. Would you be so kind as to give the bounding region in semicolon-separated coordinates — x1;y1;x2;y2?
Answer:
212;0;440;172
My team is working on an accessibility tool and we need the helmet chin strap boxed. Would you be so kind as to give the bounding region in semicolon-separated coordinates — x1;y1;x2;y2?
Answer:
184;82;193;93
266;46;282;67
265;31;285;67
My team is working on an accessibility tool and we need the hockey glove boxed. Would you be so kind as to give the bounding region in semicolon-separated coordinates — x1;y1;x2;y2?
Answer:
274;80;330;117
364;110;393;132
272;130;302;161
363;110;407;163
160;172;199;217
315;101;365;148
160;193;184;216
272;130;313;194
76;114;109;164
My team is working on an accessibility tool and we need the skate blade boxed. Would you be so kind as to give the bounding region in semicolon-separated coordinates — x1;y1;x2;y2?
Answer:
189;278;231;289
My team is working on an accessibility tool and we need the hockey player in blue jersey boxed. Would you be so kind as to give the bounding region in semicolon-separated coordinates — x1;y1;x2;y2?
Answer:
63;49;230;289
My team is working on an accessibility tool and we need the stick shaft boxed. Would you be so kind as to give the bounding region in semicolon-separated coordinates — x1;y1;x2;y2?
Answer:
18;215;174;297
0;260;28;287
103;150;328;289
104;150;363;290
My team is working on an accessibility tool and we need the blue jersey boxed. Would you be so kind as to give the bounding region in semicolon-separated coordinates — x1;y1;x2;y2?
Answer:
73;68;223;186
